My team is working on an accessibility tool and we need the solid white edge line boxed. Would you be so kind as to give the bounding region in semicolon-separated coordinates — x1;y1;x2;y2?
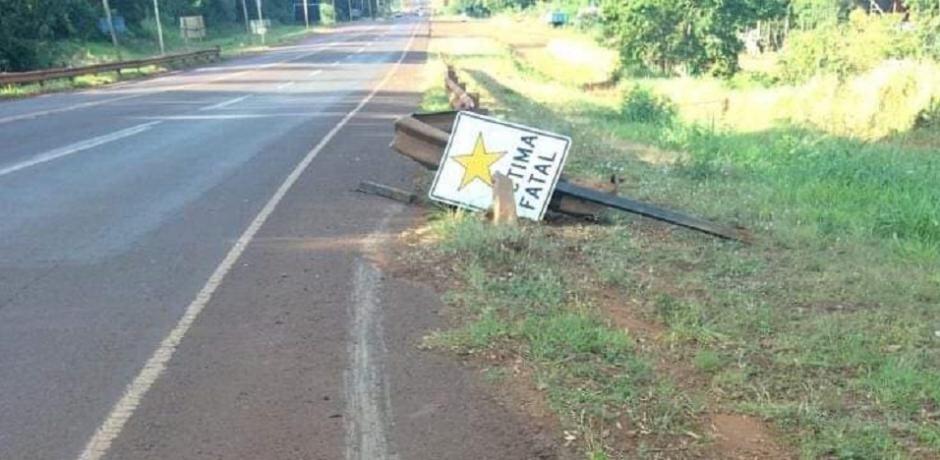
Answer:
0;122;160;178
75;21;419;460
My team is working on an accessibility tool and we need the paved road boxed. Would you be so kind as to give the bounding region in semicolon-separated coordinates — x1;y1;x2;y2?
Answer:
0;18;556;460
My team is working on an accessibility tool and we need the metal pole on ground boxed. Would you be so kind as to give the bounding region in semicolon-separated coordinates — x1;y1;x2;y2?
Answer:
101;0;122;61
346;0;353;21
152;0;165;55
254;0;266;45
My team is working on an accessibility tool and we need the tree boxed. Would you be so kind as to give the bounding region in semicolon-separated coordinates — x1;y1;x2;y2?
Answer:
0;0;98;71
601;0;785;76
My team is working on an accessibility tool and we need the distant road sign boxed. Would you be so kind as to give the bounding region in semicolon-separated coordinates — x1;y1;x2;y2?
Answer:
97;16;128;35
250;19;271;35
180;16;207;39
429;111;571;221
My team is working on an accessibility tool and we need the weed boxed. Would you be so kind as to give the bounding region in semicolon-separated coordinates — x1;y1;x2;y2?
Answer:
692;350;724;374
620;86;676;125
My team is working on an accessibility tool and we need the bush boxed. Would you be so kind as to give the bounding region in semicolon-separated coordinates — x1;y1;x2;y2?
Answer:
319;3;336;25
777;10;921;82
778;60;940;139
621;86;676;125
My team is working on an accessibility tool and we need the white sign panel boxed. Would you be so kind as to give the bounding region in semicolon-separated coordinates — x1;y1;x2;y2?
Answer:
429;111;571;221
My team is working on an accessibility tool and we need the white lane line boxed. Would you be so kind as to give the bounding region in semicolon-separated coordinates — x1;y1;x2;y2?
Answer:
132;112;348;121
356;47;366;54
0;29;378;126
276;81;296;91
76;21;418;460
199;95;251;111
345;209;400;460
331;61;341;67
0;94;146;125
308;69;323;77
0;122;161;178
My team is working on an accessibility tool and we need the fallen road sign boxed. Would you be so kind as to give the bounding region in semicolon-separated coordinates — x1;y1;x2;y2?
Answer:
429;111;571;221
392;112;752;242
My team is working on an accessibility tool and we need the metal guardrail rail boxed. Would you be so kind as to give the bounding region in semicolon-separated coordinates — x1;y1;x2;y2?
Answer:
445;65;482;111
0;47;221;86
392;65;752;242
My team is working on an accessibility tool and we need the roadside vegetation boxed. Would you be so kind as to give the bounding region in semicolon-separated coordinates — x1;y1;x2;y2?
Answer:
0;24;318;99
0;0;385;98
412;2;940;458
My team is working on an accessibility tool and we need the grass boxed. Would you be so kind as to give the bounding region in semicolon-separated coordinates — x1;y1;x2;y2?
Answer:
417;16;940;459
1;22;326;99
420;213;699;457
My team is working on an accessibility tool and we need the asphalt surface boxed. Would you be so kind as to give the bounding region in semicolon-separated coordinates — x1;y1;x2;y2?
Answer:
0;18;558;460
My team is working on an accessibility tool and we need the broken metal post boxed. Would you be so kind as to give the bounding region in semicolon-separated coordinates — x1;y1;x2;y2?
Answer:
492;173;518;225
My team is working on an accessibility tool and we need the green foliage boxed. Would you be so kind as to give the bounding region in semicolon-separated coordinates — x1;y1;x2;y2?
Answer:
621;86;676;125
0;0;98;71
319;3;336;25
0;0;312;72
791;0;855;29
692;350;724;373
778;10;922;82
600;0;785;77
448;0;535;16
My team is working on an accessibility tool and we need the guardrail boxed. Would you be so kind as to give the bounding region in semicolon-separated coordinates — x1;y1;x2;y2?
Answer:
0;47;221;86
389;65;751;242
444;65;481;111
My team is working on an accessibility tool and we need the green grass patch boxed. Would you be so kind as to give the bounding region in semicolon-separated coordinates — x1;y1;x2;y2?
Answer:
426;16;940;458
422;211;695;454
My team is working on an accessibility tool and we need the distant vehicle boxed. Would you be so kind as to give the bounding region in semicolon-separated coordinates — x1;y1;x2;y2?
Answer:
545;10;568;27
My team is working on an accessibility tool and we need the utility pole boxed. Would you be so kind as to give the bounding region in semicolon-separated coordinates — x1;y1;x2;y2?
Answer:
254;0;266;45
152;0;165;55
241;0;251;33
302;0;310;29
101;0;122;61
347;0;353;21
366;0;373;19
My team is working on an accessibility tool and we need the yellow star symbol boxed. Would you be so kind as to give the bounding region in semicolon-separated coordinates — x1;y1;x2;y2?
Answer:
452;133;505;190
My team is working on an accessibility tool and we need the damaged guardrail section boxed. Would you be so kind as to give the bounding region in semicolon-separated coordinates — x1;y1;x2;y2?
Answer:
0;48;221;86
387;65;751;243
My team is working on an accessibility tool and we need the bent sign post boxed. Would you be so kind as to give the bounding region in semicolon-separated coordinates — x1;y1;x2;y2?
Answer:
429;111;571;221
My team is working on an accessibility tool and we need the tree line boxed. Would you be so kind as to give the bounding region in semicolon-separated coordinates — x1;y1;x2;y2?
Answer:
452;0;940;77
0;0;372;72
